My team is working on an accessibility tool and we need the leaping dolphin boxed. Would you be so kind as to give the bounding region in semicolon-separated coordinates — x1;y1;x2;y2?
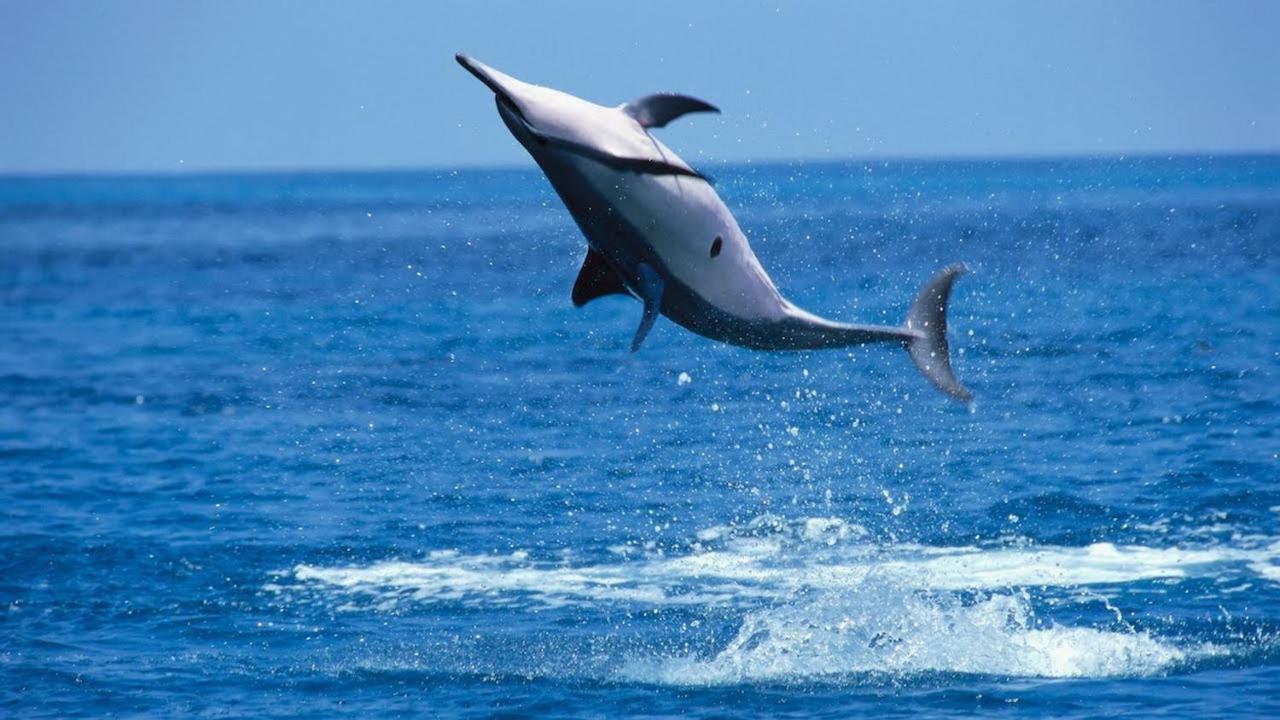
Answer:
456;54;972;401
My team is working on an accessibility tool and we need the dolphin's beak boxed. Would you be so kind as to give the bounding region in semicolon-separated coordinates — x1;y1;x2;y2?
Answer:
456;54;518;106
456;53;539;140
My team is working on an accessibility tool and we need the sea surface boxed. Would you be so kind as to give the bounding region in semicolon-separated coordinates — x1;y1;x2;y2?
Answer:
2;155;1279;717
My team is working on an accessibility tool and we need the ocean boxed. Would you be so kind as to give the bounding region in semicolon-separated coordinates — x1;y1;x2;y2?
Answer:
2;155;1278;717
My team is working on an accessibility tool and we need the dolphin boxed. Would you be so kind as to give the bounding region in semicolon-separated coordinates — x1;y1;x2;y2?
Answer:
456;54;972;401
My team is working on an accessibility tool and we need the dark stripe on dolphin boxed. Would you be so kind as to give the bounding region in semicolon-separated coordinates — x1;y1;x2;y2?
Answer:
540;135;712;183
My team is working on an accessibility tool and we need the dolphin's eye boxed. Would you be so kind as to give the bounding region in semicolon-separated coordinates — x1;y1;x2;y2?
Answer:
710;236;723;258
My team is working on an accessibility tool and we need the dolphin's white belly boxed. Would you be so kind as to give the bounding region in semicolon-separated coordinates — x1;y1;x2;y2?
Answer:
572;156;789;322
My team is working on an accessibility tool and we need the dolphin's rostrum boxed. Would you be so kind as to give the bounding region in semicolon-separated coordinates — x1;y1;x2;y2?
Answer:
457;54;972;402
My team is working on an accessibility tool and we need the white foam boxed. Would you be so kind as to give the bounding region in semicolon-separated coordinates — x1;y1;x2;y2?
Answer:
291;555;682;609
279;526;1280;611
875;541;1271;590
271;517;1275;682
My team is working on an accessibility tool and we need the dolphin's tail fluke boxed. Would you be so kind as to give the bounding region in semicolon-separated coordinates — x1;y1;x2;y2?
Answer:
903;263;972;402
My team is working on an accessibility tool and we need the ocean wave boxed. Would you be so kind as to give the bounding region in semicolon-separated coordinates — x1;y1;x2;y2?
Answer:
270;516;1277;682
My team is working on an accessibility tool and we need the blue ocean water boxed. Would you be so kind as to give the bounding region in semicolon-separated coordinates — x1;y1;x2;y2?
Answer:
2;155;1278;717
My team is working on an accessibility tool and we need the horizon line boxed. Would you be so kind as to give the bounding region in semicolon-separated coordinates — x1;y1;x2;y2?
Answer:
3;147;1278;181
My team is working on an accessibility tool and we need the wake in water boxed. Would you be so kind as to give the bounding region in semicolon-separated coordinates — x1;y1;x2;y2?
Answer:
270;515;1279;684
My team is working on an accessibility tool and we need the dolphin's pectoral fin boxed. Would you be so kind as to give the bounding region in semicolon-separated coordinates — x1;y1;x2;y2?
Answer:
623;93;720;129
630;263;664;353
572;248;630;307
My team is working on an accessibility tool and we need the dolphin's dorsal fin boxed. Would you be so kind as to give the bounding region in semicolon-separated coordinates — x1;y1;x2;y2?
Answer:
623;93;720;129
572;248;630;307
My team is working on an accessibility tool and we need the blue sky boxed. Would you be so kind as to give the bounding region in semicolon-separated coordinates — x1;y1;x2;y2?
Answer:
1;1;1277;174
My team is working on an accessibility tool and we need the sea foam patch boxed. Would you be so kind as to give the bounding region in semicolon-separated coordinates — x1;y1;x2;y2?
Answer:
276;518;1280;611
270;517;1271;682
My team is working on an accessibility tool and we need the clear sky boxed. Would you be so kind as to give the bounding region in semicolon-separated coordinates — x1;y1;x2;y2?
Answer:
2;1;1277;174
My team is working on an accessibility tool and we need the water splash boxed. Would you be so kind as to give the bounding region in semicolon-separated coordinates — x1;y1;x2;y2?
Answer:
621;585;1209;684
